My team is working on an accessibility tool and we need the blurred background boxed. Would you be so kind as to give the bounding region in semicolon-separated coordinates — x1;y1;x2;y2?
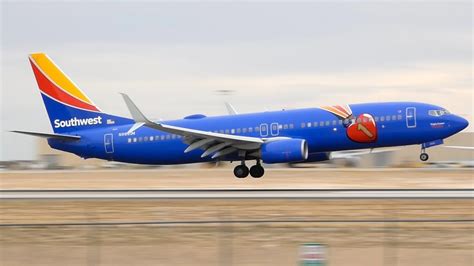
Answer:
0;1;472;266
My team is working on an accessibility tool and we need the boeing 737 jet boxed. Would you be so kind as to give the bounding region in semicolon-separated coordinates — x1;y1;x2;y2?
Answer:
13;53;469;178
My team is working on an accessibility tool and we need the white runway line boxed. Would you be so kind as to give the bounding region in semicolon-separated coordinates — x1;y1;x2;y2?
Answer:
1;189;473;199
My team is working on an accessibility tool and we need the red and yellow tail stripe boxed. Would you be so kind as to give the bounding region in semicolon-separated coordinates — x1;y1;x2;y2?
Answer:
29;53;101;112
320;105;352;119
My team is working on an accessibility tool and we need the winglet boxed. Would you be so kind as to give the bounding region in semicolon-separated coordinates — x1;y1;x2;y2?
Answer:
121;93;154;133
120;93;152;123
225;102;238;115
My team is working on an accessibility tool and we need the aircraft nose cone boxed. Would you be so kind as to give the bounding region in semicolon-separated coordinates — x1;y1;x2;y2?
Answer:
452;115;469;132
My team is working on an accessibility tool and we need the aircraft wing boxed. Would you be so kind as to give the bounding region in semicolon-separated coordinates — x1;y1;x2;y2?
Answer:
330;148;399;159
121;94;262;159
441;146;474;150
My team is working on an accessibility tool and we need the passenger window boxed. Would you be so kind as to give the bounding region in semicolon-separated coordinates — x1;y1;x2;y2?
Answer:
236;128;241;133
231;129;235;134
139;137;143;142
128;138;131;143
225;129;229;134
255;127;260;132
307;122;312;128
332;120;337;126
374;117;379;122
149;136;154;141
289;124;294;129
380;116;385;122
166;135;170;140
313;122;318;127
339;120;343;125
283;124;289;129
249;127;253;133
144;136;149;142
398;114;402;120
301;122;306;128
386;115;391;121
133;138;137;143
325;121;330;126
242;128;247;133
319;121;324;126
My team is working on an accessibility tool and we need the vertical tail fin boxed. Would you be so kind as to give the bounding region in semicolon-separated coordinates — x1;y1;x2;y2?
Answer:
29;53;131;133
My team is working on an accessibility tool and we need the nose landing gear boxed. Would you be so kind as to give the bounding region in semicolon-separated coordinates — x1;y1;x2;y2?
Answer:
420;148;429;161
233;160;265;178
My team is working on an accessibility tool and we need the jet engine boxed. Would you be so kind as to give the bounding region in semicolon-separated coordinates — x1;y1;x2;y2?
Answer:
261;139;308;164
303;152;331;163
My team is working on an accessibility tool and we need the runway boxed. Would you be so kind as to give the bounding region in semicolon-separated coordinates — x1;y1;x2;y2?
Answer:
1;189;472;199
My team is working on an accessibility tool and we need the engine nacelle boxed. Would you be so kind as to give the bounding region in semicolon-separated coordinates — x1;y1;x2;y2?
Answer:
261;139;308;164
303;152;331;163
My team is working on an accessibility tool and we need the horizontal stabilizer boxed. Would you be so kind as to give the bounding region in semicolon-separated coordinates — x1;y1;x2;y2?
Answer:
11;130;81;141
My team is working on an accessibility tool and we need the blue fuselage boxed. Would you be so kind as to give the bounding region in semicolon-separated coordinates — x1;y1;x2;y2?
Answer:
49;102;468;165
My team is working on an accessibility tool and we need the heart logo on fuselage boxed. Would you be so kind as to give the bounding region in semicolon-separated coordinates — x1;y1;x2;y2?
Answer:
346;114;377;143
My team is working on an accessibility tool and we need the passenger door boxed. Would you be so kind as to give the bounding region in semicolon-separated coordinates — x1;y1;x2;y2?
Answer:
104;133;114;154
406;107;416;128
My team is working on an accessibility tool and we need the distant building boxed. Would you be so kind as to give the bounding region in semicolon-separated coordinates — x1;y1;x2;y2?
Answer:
37;139;104;169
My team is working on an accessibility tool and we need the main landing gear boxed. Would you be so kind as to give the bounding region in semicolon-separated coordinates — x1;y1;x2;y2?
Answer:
233;160;265;178
420;147;429;161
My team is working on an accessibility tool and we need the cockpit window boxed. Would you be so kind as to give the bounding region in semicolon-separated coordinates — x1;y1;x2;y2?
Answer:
429;109;450;117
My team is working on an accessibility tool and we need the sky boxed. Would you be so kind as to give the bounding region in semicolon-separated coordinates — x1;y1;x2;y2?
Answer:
1;1;472;160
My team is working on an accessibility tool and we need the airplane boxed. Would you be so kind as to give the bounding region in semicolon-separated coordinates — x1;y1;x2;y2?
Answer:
12;53;470;178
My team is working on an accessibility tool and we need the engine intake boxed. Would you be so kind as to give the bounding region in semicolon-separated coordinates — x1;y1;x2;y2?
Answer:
261;139;308;164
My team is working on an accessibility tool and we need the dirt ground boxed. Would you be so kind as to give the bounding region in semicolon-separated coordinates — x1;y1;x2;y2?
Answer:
0;168;473;189
0;169;472;265
1;198;473;266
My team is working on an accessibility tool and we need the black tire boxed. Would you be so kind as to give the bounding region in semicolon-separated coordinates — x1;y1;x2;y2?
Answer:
249;165;265;178
233;165;249;178
420;153;429;161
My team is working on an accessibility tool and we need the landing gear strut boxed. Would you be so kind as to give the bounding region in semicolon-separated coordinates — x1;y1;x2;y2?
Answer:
249;160;265;178
420;148;429;161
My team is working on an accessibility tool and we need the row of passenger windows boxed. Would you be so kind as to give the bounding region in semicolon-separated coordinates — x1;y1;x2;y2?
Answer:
126;114;403;143
300;114;403;128
127;134;183;143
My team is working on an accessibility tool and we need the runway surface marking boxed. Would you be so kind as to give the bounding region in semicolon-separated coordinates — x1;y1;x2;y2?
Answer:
1;189;472;199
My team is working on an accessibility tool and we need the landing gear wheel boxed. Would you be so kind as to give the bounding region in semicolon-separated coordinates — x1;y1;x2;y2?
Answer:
233;165;249;178
249;165;265;178
420;153;429;161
